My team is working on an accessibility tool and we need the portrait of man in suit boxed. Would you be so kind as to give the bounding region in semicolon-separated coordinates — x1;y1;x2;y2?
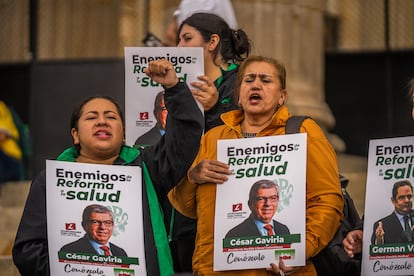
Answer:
225;179;290;238
134;90;167;147
60;204;127;257
371;180;414;245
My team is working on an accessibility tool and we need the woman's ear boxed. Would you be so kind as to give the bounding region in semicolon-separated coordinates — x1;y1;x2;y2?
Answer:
278;90;288;106
208;34;220;52
71;128;79;145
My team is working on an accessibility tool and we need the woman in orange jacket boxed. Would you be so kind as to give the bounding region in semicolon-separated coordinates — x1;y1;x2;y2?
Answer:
168;55;344;275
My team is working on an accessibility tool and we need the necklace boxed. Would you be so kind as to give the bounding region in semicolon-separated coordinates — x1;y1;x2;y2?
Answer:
241;131;257;138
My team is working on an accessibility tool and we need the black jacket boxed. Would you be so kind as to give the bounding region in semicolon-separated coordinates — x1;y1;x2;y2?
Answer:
134;125;163;147
225;215;290;238
205;66;239;132
371;212;413;244
60;235;128;257
12;82;204;276
164;66;240;243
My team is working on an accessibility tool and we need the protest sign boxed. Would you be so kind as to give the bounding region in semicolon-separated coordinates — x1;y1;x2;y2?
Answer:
214;134;307;271
124;47;204;146
46;160;145;276
361;136;414;276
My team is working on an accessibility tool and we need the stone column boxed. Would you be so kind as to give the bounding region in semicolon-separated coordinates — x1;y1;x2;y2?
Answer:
0;0;29;62
234;0;345;151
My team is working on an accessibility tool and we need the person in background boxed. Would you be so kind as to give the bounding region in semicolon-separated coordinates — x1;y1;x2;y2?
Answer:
134;90;167;147
147;12;251;273
12;90;204;275
60;204;127;257
0;100;23;185
177;12;250;131
168;55;343;275
225;179;290;238
164;0;238;46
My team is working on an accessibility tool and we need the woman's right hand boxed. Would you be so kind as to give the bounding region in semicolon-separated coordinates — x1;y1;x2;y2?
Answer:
144;59;179;88
190;75;219;111
268;258;303;276
188;160;231;184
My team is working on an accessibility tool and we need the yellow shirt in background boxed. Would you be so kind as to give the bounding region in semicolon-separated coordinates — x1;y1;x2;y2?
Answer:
0;100;22;160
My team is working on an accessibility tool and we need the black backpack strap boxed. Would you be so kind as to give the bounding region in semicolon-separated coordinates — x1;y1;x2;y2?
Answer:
285;115;311;134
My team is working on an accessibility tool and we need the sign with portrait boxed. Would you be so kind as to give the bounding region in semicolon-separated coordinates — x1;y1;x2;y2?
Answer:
124;47;204;146
214;133;307;271
361;136;414;276
46;160;145;276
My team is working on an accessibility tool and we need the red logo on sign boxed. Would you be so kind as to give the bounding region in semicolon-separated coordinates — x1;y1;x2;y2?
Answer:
232;203;242;212
65;223;76;230
140;112;149;120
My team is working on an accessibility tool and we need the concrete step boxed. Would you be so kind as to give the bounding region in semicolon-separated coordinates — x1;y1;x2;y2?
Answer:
0;181;31;208
0;256;20;276
0;206;24;232
0;231;16;256
0;181;28;276
0;206;24;256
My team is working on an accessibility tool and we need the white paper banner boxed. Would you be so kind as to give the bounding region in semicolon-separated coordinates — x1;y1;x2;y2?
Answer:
362;136;414;276
46;160;146;276
214;134;307;271
124;46;204;146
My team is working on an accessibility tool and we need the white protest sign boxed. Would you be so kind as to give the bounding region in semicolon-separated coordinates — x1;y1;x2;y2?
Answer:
46;160;146;276
362;136;414;275
214;134;307;271
124;47;204;146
